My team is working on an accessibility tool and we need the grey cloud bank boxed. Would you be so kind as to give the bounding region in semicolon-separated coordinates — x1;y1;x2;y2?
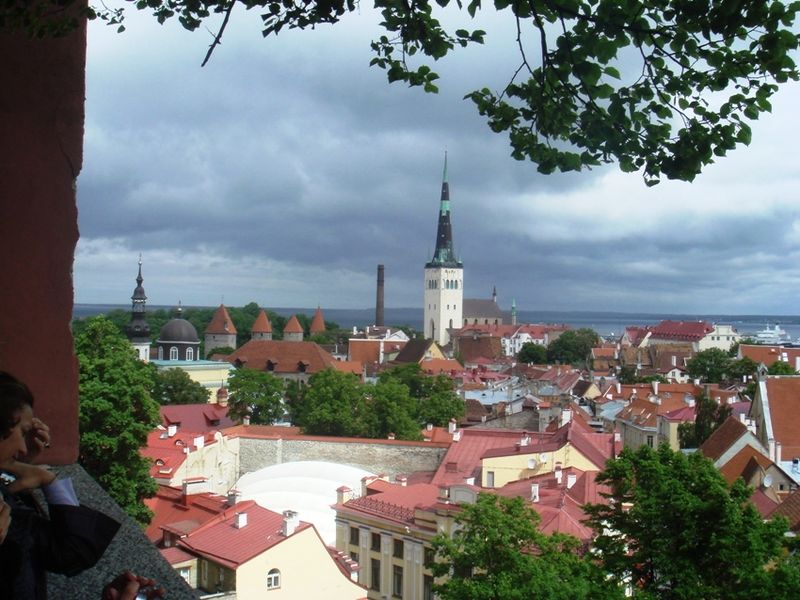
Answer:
74;6;800;315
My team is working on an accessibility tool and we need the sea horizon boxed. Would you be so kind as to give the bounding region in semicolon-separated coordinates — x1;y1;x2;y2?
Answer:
73;303;800;340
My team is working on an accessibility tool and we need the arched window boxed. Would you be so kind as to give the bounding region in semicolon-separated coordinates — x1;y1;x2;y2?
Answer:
170;346;179;360
186;348;194;361
158;346;164;360
266;569;281;590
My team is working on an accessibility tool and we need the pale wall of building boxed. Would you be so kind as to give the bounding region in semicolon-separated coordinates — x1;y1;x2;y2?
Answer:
480;443;600;488
155;434;240;495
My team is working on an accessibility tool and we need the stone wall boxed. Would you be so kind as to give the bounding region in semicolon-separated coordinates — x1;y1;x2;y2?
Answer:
239;437;449;477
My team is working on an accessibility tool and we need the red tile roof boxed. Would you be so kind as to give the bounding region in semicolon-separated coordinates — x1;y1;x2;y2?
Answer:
251;309;272;334
740;345;800;367
649;320;713;342
332;360;363;375
482;421;614;471
699;416;749;462
283;315;304;334
178;501;311;569
160;403;236;433
339;483;443;526
718;446;774;484
160;546;196;565
142;429;220;478
617;395;689;428
591;347;616;359
763;377;800;457
750;488;779;518
420;358;463;375
769;488;800;530
225;339;336;374
144;485;230;543
431;428;529;486
310;307;326;334
348;339;407;364
205;304;237;335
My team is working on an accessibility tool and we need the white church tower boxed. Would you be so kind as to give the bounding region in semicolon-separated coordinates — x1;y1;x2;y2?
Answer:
424;154;463;346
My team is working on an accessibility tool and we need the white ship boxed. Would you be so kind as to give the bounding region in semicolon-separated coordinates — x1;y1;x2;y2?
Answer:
753;324;791;345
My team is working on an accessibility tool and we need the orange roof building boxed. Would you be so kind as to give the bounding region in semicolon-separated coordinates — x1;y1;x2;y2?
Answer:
225;338;336;382
204;304;237;357
251;309;273;341
310;306;326;335
283;314;304;342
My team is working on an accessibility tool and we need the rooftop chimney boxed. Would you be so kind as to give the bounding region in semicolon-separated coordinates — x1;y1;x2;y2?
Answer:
448;419;457;434
387;432;395;440
396;475;408;487
167;424;177;437
337;486;354;504
243;415;250;426
283;510;299;536
376;264;385;327
567;473;577;489
227;489;240;506
555;468;563;486
234;511;248;529
531;483;540;503
560;408;572;427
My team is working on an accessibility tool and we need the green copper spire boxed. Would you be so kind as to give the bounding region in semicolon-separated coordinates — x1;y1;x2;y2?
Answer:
426;152;462;269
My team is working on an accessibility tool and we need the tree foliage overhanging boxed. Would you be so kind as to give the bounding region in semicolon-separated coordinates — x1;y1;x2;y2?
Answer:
4;0;799;184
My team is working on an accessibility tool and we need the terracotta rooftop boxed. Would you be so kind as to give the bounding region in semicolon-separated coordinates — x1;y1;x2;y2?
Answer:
763;377;800;457
431;428;532;486
699;416;749;462
617;395;689;429
144;485;230;543
160;403;236;433
393;339;439;364
225;339;336;374
769;488;800;530
718;446;773;485
348;338;407;364
251;309;272;334
332;360;363;375
177;500;311;569
283;314;304;334
310;307;326;334
205;304;237;335
339;483;443;526
420;358;463;375
740;344;800;368
160;546;196;565
649;320;714;342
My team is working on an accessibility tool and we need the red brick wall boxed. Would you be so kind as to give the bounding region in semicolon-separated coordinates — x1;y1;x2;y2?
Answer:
0;6;87;464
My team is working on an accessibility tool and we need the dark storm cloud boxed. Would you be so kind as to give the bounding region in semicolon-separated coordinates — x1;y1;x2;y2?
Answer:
74;5;800;314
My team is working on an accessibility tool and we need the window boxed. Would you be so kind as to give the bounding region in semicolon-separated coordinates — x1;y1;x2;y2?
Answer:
178;567;190;583
169;346;178;360
158;346;164;360
350;526;360;545
393;538;404;559
424;575;434;600
392;565;403;597
371;532;381;551
350;551;359;563
186;347;194;361
266;568;280;590
424;547;435;567
200;560;208;585
487;471;495;487
646;435;654;448
371;558;381;591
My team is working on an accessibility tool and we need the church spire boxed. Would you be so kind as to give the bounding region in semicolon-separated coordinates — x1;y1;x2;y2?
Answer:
126;255;151;360
426;152;462;269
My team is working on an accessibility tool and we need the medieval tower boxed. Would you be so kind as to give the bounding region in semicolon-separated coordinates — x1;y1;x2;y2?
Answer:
423;154;463;346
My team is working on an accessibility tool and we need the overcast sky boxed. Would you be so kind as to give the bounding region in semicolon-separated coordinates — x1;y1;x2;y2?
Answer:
73;5;800;315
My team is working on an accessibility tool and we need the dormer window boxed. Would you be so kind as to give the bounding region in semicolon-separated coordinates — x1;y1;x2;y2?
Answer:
266;360;275;372
298;362;307;373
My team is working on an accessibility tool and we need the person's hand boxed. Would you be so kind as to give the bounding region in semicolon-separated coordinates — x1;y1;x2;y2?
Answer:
1;460;55;494
102;571;165;600
24;417;51;462
0;500;10;544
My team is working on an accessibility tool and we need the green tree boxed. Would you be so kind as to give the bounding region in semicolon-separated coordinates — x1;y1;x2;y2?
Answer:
74;316;160;525
151;367;210;405
677;392;731;449
227;368;285;424
547;328;599;365
432;494;622;600
380;363;465;427
585;444;792;600
362;379;422;440
729;356;759;382
686;347;732;383
769;360;797;375
294;369;366;436
517;341;547;364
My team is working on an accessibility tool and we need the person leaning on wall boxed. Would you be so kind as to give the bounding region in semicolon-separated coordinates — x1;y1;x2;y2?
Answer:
0;371;124;599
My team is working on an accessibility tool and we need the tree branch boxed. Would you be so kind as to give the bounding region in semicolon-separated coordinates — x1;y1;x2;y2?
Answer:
201;0;237;67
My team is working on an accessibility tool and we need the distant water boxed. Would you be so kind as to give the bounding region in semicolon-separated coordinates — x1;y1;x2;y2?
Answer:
73;304;800;340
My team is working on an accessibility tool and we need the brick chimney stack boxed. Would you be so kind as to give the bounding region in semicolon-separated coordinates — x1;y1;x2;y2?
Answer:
376;264;385;327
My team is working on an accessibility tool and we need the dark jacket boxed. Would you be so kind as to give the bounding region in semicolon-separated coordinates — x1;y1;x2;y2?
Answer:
0;482;120;600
